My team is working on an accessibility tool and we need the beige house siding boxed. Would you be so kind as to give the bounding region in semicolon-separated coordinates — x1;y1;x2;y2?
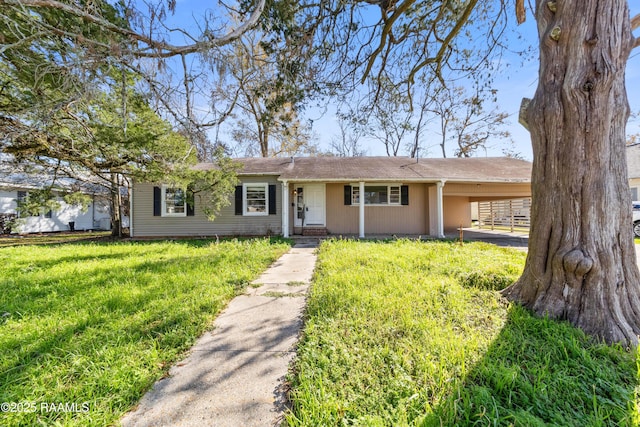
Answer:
443;196;471;231
132;176;282;237
442;183;530;231
132;172;532;237
325;183;357;234
325;183;428;235
444;182;531;199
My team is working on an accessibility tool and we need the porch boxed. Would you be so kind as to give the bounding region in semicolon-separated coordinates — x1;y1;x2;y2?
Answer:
280;181;445;238
280;180;531;239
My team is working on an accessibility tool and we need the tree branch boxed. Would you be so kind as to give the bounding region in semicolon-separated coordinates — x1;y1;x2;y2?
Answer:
516;0;526;24
407;0;478;85
632;13;640;31
0;0;267;58
360;0;416;83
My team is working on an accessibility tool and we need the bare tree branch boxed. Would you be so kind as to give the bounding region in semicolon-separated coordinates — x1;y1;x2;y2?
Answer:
407;0;479;85
0;0;267;58
632;13;640;31
516;0;526;24
632;14;640;49
361;0;417;83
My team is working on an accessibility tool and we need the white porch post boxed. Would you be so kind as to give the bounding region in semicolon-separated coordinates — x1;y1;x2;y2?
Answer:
359;181;365;238
436;180;445;238
281;181;289;238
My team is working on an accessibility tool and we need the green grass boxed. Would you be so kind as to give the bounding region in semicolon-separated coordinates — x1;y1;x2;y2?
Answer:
0;237;290;426
0;231;112;248
287;239;639;426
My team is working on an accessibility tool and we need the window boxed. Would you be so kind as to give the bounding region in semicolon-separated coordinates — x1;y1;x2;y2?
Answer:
352;185;401;205
16;191;28;218
243;183;268;216
351;186;360;205
162;186;186;217
389;186;401;204
16;190;54;218
296;187;304;219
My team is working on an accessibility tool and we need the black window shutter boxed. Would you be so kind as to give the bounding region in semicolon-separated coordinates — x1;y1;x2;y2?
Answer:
401;185;409;205
186;185;195;216
344;185;352;205
235;186;243;215
153;186;161;216
268;184;277;215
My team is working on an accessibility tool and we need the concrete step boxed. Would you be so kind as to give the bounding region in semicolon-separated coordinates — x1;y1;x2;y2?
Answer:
302;227;327;236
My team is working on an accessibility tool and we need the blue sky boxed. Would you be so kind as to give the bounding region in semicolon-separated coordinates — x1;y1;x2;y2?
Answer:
150;1;640;160
487;4;640;161
310;3;640;160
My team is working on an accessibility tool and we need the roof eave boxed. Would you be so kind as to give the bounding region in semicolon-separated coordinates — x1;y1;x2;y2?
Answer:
276;177;530;183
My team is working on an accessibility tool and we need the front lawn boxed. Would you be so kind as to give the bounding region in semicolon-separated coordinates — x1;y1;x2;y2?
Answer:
0;231;112;248
0;237;290;426
287;239;639;426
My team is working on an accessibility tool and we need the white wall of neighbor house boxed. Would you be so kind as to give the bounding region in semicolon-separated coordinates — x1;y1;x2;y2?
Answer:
630;178;640;201
0;190;13;213
0;189;111;233
131;177;283;237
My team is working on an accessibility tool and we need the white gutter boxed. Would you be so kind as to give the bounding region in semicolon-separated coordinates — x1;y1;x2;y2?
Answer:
359;181;365;238
436;180;445;238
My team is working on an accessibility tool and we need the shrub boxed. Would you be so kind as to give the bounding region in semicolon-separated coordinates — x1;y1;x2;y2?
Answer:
0;213;17;234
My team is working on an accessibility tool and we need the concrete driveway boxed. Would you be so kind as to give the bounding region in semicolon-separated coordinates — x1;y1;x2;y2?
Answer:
455;229;640;266
449;228;529;249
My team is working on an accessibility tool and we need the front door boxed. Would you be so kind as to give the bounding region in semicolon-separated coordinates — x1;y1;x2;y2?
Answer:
294;184;325;227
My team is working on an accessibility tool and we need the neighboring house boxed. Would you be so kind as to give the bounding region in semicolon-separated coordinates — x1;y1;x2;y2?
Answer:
131;156;532;238
627;143;640;200
0;172;112;234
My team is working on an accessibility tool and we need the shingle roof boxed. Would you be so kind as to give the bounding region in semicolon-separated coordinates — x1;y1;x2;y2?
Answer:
195;156;531;183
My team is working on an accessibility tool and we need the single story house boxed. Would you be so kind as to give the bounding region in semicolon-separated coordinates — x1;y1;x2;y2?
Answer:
0;171;112;234
130;156;532;238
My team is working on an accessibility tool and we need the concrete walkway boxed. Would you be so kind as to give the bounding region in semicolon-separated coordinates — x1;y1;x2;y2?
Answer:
120;240;318;427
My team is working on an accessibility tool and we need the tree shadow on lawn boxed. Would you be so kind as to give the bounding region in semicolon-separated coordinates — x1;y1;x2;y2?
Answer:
0;257;249;425
128;235;291;247
423;305;639;427
4;236;289;307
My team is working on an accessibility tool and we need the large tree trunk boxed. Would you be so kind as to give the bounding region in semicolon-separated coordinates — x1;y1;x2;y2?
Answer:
502;0;640;346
